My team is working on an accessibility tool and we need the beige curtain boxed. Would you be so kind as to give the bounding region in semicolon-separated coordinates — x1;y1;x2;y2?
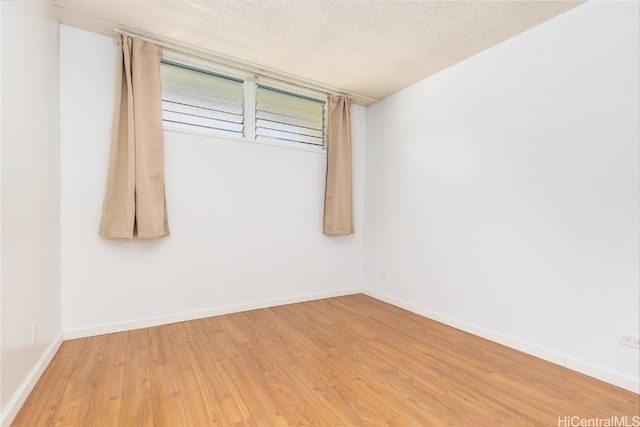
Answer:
99;33;169;239
323;95;354;235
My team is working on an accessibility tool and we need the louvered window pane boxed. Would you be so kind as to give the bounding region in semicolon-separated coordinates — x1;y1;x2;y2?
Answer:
256;86;325;147
161;61;244;137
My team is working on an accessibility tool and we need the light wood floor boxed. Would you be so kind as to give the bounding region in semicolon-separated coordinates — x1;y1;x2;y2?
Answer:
13;294;639;426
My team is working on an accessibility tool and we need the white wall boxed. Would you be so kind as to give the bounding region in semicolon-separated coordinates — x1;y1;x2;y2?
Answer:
0;0;62;423
364;1;639;392
0;2;3;417
59;26;366;335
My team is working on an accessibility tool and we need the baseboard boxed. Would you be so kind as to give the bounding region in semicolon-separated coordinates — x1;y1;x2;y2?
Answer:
63;287;365;340
363;289;640;394
0;331;64;427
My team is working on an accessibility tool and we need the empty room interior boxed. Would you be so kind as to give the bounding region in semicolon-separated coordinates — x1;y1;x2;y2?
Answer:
1;0;639;425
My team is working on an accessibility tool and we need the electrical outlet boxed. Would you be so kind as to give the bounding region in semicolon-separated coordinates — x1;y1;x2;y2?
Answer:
31;318;42;346
618;334;640;349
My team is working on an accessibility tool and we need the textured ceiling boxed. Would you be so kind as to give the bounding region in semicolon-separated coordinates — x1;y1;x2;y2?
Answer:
53;0;581;105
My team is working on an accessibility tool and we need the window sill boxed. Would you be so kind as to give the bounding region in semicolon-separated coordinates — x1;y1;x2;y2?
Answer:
163;125;327;155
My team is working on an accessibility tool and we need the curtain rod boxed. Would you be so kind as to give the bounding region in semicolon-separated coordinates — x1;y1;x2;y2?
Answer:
113;29;377;104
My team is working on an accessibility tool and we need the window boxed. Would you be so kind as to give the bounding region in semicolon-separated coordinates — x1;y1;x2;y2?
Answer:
255;86;326;147
160;61;327;149
161;62;244;137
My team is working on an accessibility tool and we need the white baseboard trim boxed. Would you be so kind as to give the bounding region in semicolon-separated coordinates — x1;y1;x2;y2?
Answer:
363;289;640;394
0;331;64;427
63;287;365;340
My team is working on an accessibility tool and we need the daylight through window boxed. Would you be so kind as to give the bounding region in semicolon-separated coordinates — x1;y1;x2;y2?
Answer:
160;61;327;148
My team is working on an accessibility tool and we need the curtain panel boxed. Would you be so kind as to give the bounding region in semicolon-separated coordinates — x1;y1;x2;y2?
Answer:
323;95;354;235
99;33;169;239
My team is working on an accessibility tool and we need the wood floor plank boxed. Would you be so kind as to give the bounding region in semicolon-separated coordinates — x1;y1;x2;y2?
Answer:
228;417;258;427
317;384;396;426
150;363;188;426
327;343;467;425
127;328;149;349
148;325;174;368
207;330;241;359
182;317;207;336
234;312;338;390
387;412;429;427
210;359;253;425
242;328;412;424
49;335;108;426
164;323;200;393
13;294;640;426
179;333;224;396
68;335;109;382
442;388;540;425
222;353;289;426
118;340;153;426
50;380;92;426
85;411;121;427
217;313;252;344
197;315;224;335
85;332;128;421
182;387;223;426
218;321;348;426
261;365;349;426
181;331;252;425
53;338;86;360
12;356;79;427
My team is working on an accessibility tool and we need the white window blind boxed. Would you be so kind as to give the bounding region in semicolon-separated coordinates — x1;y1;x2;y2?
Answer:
160;61;244;137
255;86;326;147
160;59;328;149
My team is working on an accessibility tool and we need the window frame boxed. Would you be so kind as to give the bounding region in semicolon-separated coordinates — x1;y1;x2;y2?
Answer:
160;53;328;153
